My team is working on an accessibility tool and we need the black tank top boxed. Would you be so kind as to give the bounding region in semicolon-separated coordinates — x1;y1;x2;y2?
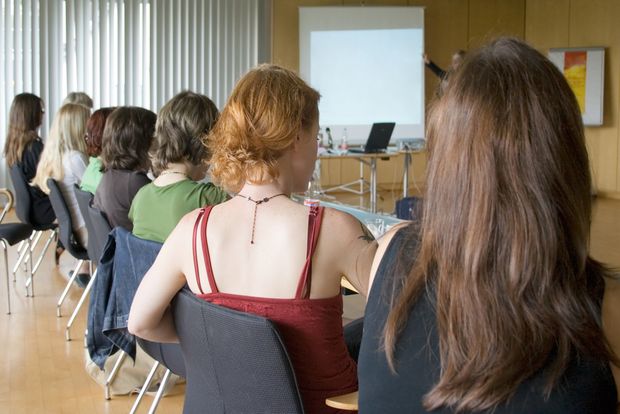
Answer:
358;226;617;413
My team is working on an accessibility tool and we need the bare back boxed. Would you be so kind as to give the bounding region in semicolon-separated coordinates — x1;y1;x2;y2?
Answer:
181;196;374;299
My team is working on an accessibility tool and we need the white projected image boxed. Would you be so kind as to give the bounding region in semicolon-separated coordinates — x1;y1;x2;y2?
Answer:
310;28;423;127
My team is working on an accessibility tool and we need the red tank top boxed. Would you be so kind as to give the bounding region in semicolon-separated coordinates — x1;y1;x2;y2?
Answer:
192;205;358;413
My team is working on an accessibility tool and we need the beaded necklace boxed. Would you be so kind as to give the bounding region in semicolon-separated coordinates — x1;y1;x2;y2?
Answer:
235;193;287;244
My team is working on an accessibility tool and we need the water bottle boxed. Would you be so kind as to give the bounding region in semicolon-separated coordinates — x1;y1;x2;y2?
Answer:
340;127;349;150
325;127;334;150
317;128;325;148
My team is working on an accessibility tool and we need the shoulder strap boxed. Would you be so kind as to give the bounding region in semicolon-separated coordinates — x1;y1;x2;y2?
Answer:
294;206;325;299
192;206;219;294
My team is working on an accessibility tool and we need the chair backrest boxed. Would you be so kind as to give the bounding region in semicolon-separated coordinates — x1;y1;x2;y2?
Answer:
395;196;423;221
47;178;88;259
172;288;304;414
137;339;186;378
73;185;103;265
9;165;33;225
86;202;112;263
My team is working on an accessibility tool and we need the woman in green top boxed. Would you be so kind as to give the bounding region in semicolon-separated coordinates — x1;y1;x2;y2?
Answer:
129;91;228;243
80;107;116;194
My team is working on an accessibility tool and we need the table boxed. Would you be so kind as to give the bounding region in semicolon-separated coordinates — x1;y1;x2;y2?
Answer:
400;148;425;198
325;391;359;411
319;151;399;213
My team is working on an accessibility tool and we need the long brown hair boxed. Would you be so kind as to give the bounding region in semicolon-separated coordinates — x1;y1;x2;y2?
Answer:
384;37;616;412
4;93;44;166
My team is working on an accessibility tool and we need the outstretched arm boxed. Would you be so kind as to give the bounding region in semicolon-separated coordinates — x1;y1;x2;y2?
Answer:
424;58;447;79
325;209;378;297
128;213;195;342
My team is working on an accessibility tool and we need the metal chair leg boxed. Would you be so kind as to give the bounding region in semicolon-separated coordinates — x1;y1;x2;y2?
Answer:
29;230;55;276
66;268;97;341
24;239;33;297
56;259;83;317
3;240;9;314
129;361;161;413
20;230;42;267
105;351;128;400
147;368;172;414
13;230;38;281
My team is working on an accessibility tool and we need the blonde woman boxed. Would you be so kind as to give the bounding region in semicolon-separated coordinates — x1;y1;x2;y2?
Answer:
129;65;377;413
63;91;93;109
33;103;91;254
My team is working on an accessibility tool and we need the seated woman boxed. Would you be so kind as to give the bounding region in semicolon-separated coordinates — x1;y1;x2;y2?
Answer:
33;103;91;248
93;107;156;231
358;37;618;413
4;93;55;227
129;91;228;243
80;107;116;194
63;91;93;109
128;64;377;413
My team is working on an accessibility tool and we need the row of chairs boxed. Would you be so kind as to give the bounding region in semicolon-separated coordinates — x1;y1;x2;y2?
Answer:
4;170;356;413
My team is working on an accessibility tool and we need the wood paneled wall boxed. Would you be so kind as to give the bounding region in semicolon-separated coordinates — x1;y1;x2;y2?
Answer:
271;0;620;197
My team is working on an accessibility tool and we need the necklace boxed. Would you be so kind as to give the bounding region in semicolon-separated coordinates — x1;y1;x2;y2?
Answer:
159;170;187;177
235;192;287;244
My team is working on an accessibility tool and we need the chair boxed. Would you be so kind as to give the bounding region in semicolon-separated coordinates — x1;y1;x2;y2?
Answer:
46;179;90;321
67;185;106;341
9;165;58;289
0;188;34;313
394;196;423;221
0;188;14;223
130;339;186;414
172;288;304;414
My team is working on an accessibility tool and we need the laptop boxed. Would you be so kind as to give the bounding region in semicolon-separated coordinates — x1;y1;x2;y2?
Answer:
348;122;396;153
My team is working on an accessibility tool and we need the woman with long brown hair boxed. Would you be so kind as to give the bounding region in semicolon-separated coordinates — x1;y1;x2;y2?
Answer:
4;93;55;226
358;38;617;413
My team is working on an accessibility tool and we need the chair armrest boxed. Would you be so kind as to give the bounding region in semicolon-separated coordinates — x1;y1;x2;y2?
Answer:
341;276;359;293
0;188;14;223
325;390;358;411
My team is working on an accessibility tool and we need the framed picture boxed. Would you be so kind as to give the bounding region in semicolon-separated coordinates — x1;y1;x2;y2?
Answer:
548;47;605;126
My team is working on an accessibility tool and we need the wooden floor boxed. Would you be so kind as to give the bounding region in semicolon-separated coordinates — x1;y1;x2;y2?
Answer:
0;192;619;413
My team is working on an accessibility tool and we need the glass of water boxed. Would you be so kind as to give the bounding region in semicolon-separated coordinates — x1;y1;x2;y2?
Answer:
364;218;385;238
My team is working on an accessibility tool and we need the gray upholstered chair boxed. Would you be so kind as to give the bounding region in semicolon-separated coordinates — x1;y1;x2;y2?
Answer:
46;178;90;325
172;288;304;414
9;165;57;287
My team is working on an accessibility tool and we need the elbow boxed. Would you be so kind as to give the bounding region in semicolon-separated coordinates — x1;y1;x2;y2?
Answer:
127;314;150;339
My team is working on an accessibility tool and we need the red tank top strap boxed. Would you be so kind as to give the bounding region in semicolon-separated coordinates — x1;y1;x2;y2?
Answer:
191;205;219;294
294;206;325;299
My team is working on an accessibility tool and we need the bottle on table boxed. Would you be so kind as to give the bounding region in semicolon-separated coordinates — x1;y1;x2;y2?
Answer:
326;127;334;150
318;128;325;148
339;127;349;150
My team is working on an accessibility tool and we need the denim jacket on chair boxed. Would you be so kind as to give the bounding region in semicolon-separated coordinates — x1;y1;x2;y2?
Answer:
86;227;162;369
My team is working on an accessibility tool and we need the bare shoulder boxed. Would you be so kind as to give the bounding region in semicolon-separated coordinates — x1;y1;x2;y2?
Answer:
321;207;368;236
368;222;409;298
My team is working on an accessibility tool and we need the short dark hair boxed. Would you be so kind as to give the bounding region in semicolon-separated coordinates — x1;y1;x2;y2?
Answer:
151;91;219;173
85;107;116;157
100;107;156;171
